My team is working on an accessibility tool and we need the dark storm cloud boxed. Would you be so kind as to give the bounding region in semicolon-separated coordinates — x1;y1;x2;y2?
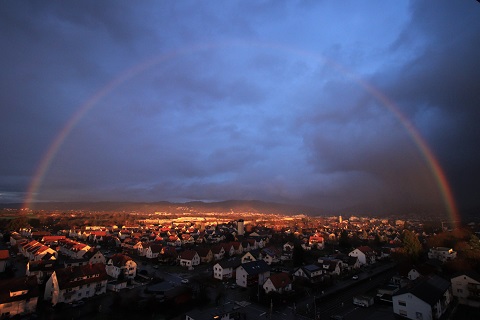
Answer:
377;0;480;213
1;1;479;217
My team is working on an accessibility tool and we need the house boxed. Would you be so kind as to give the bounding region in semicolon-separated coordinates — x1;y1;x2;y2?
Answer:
451;272;480;307
0;276;39;317
260;247;282;265
159;246;178;264
213;258;241;280
349;246;376;266
211;245;226;261
106;254;137;279
41;235;66;245
58;239;91;259
44;263;108;306
221;243;235;257
318;259;342;276
236;260;270;288
231;242;243;255
263;272;292;294
82;248;106;265
133;241;147;256
26;260;57;284
196;247;213;264
178;250;200;268
293;264;323;284
282;242;294;260
241;252;257;264
0;250;9;273
427;247;457;263
392;275;452;320
20;240;58;261
145;244;162;259
308;235;325;249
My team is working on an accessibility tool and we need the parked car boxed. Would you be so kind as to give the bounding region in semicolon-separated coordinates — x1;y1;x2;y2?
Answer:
352;275;359;280
181;278;189;284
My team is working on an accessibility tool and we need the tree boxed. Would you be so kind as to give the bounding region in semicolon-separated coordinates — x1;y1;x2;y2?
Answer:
339;230;351;250
403;230;422;261
293;243;305;267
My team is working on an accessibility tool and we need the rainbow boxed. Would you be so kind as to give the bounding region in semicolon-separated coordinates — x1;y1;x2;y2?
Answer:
23;40;460;226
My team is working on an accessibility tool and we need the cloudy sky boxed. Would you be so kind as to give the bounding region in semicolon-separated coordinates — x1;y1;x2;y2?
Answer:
1;1;479;217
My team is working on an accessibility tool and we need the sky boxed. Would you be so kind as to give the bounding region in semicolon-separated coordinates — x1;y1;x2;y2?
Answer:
1;1;479;218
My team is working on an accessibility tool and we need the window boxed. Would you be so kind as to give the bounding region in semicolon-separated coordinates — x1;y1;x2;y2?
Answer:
399;310;407;316
416;312;423;320
398;300;406;307
457;289;463;293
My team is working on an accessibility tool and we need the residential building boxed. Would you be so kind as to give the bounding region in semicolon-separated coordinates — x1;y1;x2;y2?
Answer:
293;264;323;284
392;275;452;320
236;260;270;288
451;272;480;307
196;247;213;264
0;276;38;318
44;264;108;306
106;254;137;279
213;258;241;280
428;247;457;263
26;260;57;284
263;272;292;294
178;250;200;268
349;246;376;266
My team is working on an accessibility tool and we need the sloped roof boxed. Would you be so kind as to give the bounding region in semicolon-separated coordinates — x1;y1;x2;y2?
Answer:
0;249;9;260
0;276;39;304
218;257;241;269
240;260;270;275
109;254;134;267
179;250;198;260
395;275;450;306
54;263;107;290
451;271;480;283
268;272;292;289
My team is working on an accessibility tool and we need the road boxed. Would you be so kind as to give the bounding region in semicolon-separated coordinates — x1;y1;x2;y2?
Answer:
292;262;397;319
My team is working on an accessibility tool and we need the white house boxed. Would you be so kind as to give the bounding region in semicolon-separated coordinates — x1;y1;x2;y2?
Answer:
213;259;241;280
236;260;270;288
318;259;342;276
451;272;480;307
211;245;226;261
0;276;38;317
82;248;106;265
145;244;162;259
349;246;375;266
392;275;452;320
44;264;108;306
428;247;457;263
178;250;200;268
293;264;323;284
260;247;282;265
106;254;137;279
58;239;91;259
26;260;57;284
263;272;292;294
407;268;422;281
241;252;257;264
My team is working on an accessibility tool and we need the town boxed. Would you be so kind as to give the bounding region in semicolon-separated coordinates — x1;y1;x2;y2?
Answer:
0;206;480;320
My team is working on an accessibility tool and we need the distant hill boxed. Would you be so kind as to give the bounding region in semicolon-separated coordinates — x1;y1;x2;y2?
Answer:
0;200;325;216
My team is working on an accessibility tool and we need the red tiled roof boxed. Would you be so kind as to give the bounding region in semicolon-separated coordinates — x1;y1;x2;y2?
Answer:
269;272;292;289
54;263;107;290
179;250;198;260
0;250;9;260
